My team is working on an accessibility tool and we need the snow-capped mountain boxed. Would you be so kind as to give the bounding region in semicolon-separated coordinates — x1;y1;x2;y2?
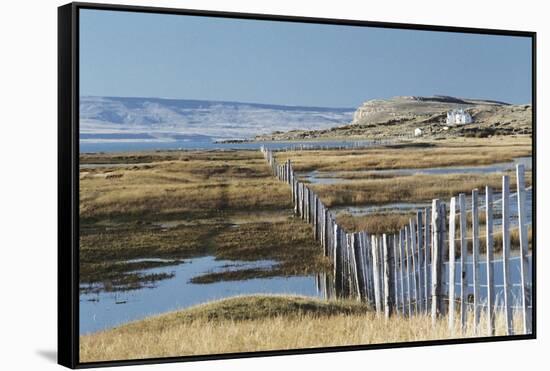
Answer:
80;96;355;142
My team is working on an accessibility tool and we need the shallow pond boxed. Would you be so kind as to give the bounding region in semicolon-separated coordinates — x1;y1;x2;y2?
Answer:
79;256;322;334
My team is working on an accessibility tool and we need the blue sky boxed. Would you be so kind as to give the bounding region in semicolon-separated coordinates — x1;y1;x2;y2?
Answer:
80;9;532;107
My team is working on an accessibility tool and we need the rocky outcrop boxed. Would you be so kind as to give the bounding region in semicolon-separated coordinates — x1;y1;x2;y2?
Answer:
256;95;531;141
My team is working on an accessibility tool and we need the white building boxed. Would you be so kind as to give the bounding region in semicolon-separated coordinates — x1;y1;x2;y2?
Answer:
414;128;423;137
446;108;472;125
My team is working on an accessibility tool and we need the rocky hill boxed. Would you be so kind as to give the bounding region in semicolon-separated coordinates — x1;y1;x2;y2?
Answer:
255;95;532;140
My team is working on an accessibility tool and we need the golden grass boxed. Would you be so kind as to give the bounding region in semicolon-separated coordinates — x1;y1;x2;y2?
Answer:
80;153;291;221
275;137;531;172
311;171;531;207
80;295;528;363
337;212;416;234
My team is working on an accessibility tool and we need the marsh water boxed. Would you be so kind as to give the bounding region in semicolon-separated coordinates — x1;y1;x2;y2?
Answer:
306;156;533;227
80;256;322;334
80;254;531;334
300;157;532;185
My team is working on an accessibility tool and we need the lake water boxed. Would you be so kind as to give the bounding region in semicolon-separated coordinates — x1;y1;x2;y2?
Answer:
80;139;380;153
79;256;321;334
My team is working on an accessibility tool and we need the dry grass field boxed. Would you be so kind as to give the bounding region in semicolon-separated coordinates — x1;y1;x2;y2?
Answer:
80;295;527;363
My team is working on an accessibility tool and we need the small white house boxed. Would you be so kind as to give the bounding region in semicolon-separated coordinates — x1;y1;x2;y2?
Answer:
446;108;473;125
414;128;423;137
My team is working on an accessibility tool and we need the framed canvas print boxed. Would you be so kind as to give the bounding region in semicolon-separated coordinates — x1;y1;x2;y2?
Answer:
58;2;536;368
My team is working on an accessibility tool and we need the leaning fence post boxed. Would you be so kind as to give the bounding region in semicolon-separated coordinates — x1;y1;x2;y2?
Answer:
502;175;514;335
431;199;442;324
516;164;532;334
486;186;495;336
349;233;361;300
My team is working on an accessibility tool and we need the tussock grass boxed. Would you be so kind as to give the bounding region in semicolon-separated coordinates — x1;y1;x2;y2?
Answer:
276;137;531;172
80;151;291;221
337;212;416;234
311;172;531;207
80;295;527;362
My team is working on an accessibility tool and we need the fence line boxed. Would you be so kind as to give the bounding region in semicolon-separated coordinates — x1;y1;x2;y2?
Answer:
260;146;532;335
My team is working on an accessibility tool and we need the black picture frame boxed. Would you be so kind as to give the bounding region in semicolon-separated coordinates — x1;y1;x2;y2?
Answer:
58;2;537;368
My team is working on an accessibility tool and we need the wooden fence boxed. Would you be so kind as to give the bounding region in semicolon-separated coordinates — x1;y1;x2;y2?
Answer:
260;146;532;336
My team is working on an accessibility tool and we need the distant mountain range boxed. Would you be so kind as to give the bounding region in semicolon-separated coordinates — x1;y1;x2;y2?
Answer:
80;96;355;142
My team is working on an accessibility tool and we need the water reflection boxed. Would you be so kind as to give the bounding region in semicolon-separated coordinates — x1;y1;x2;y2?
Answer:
80;256;321;334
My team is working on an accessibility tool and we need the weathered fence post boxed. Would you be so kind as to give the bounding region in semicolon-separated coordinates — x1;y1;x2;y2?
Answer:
371;235;382;314
502;175;514;335
313;195;319;240
416;210;424;313
333;224;344;297
424;207;431;313
486;186;495;336
458;193;468;332
472;189;481;333
404;225;412;316
348;233;361;300
410;219;418;315
448;197;457;332
354;232;367;301
399;228;408;316
305;187;310;223
439;202;447;316
286;159;291;185
516;164;532;334
431;199;442;324
393;233;401;315
383;234;393;318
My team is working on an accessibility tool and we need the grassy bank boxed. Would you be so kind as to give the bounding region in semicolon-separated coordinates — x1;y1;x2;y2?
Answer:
80;295;526;362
